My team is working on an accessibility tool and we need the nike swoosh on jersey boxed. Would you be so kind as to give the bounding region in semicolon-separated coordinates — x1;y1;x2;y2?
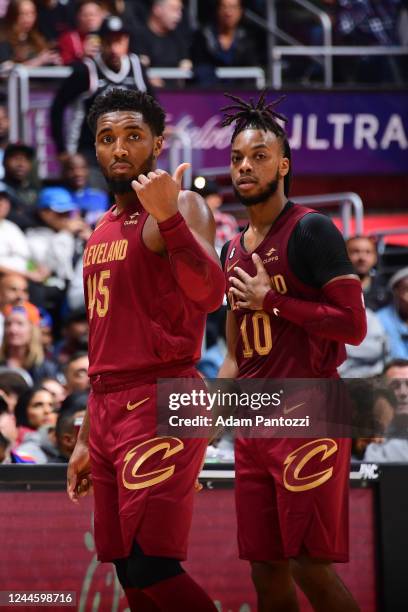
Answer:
227;260;240;273
126;397;150;411
92;220;107;234
283;402;305;415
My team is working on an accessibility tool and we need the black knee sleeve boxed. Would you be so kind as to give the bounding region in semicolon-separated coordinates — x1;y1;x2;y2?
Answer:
125;540;184;589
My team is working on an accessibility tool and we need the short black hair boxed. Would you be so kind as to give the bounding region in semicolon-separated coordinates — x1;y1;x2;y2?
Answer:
87;88;166;137
221;91;292;196
383;359;408;375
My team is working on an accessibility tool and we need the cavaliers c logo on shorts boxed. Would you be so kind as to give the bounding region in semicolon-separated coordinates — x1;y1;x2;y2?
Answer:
122;436;184;490
283;438;338;492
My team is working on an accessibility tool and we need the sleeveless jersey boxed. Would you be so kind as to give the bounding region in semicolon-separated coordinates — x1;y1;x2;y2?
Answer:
83;201;206;376
69;54;148;154
225;204;346;378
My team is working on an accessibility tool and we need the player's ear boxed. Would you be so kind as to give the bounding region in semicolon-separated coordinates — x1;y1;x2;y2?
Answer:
279;156;290;177
153;135;164;159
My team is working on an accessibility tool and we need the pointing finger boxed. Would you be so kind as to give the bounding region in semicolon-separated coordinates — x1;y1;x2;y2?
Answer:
172;163;190;187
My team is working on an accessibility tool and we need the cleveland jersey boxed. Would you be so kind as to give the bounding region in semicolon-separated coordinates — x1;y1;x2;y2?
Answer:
225;204;346;378
83;201;206;376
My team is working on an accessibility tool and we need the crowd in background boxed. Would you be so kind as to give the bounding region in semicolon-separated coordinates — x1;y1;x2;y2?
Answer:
0;0;406;86
0;0;407;466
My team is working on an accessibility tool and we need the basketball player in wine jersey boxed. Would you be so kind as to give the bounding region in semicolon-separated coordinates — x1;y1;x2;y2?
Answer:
66;88;224;611
218;93;366;612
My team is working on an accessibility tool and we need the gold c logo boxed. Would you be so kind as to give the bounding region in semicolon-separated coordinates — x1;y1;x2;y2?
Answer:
283;438;338;492
122;437;184;490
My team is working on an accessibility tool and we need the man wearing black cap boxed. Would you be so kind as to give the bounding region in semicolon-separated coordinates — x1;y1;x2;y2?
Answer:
50;15;153;185
3;143;40;230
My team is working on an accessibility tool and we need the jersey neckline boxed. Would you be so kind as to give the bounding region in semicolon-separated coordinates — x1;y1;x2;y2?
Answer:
108;200;143;221
239;200;293;257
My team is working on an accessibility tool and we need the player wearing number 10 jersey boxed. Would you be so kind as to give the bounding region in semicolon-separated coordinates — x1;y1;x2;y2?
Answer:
218;93;366;612
67;89;224;612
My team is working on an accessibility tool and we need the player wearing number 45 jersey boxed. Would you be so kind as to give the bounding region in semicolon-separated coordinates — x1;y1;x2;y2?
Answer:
218;93;366;612
67;88;225;612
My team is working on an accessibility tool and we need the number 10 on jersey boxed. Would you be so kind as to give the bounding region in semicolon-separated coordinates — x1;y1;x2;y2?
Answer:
87;270;111;319
240;311;272;358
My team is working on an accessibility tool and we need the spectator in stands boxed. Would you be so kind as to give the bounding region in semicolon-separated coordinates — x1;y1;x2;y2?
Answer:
67;257;85;311
349;380;390;461
192;177;238;255
0;272;40;343
61;154;109;226
0;98;9;179
58;0;104;65
63;351;89;394
54;309;88;366
346;235;389;310
0;182;32;276
132;0;191;87
364;415;408;462
50;15;152;186
191;0;260;87
41;376;66;410
35;0;76;45
364;360;408;462
335;0;402;83
373;382;398;432
26;187;91;286
0;394;35;461
0;367;30;412
0;394;18;445
14;384;55;444
99;0;139;32
383;358;408;415
16;391;87;462
3;143;40;230
0;305;58;384
0;0;61;70
38;307;54;357
377;268;408;359
338;308;390;378
0;430;34;462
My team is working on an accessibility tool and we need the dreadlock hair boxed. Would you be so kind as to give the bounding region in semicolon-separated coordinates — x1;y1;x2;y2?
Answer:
221;91;292;196
87;88;166;137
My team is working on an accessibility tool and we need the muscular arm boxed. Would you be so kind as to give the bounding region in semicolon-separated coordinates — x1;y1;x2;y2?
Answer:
265;214;366;345
132;165;225;312
158;191;225;313
263;276;367;345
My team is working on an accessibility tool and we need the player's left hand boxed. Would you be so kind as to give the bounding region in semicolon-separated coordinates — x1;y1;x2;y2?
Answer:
229;253;272;310
131;163;190;223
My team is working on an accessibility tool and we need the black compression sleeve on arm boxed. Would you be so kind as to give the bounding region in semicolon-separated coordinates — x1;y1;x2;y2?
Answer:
288;213;355;287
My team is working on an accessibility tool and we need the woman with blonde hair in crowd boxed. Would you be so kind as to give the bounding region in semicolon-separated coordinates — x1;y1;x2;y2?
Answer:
0;305;58;384
0;0;61;70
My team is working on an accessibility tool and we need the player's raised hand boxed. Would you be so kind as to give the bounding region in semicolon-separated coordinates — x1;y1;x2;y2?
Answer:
131;163;190;223
229;252;272;310
67;440;92;503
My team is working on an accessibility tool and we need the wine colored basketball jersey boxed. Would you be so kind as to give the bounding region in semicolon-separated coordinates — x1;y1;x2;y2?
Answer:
224;204;346;378
83;201;206;376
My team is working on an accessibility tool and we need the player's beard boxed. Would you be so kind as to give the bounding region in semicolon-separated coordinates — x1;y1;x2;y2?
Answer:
234;170;280;207
103;152;155;194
